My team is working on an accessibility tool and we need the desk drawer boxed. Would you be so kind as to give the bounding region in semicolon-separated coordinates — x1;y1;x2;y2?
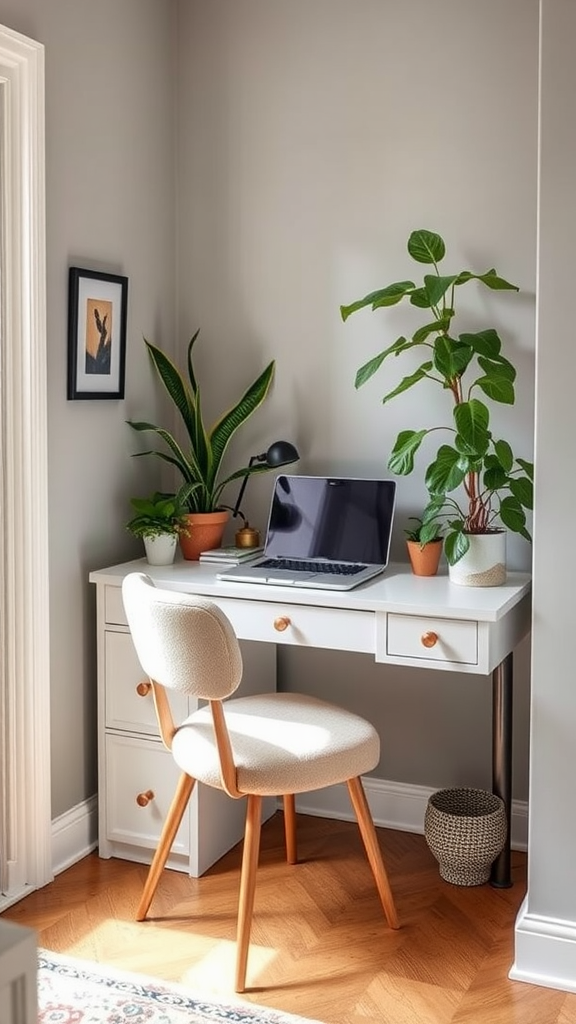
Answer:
215;597;375;654
105;734;189;854
386;614;478;665
105;585;128;626
105;630;189;733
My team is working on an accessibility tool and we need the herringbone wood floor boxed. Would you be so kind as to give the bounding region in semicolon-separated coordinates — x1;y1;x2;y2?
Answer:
4;812;575;1023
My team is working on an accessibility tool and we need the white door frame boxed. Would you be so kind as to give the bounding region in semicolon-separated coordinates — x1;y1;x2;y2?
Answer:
0;23;51;907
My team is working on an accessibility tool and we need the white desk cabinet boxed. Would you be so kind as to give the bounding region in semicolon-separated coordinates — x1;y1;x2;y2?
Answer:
90;558;531;886
91;568;276;877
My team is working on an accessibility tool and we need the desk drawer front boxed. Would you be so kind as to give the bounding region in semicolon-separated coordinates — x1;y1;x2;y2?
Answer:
105;631;189;733
215;598;374;654
387;614;478;665
105;734;189;854
105;585;128;625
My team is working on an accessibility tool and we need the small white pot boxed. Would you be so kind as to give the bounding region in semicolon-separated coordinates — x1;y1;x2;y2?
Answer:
143;534;177;566
448;532;507;587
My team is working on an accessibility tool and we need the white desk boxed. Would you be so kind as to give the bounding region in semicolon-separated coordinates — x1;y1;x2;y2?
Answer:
90;559;531;886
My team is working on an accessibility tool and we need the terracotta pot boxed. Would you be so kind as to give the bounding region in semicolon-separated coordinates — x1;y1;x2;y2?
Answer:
406;539;443;577
179;510;229;561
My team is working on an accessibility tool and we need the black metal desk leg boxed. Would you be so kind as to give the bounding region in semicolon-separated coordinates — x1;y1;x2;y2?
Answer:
491;652;513;887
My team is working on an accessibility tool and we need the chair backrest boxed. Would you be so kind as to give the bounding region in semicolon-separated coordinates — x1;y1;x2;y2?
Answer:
121;572;243;699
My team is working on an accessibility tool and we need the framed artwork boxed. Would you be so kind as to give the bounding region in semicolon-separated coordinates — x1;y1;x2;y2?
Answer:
67;267;128;400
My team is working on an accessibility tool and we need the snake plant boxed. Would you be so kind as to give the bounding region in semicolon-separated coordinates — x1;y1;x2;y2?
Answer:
340;229;534;565
128;330;275;513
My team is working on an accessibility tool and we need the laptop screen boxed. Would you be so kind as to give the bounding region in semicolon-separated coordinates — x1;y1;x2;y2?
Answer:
264;476;396;564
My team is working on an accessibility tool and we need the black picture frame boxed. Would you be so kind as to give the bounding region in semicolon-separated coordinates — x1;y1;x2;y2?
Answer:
67;267;128;400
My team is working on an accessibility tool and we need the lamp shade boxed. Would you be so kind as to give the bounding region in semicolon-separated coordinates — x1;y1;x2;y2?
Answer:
231;439;299;521
262;440;299;468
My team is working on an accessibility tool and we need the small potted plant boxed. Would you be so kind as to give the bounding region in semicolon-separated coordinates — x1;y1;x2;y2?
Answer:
125;487;192;566
404;513;444;577
127;330;278;559
340;229;534;587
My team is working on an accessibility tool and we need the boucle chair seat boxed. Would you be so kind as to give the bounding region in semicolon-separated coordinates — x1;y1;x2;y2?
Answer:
121;572;399;994
172;691;380;795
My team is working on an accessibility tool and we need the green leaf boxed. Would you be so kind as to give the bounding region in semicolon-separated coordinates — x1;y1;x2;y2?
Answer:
340;281;415;321
509;476;534;509
499;496;527;533
425;445;468;494
419;521;443;545
424;274;457;307
382;363;433;405
477;355;516;383
476;374;515;405
354;337;409;388
371;282;417;310
387;429;428;475
483;463;509;490
126;422;197;481
453;399;490;456
407;230;445;265
459;329;501;359
517;458;534;481
433;336;474;382
477;271;519;291
209;361;275;491
422;495;446;523
444;526;470;565
494;439;513;472
412;318;451;343
144;339;197;441
186;328;202;395
409;288;433;309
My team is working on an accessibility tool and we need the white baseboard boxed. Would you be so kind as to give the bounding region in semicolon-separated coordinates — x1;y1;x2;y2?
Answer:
295;776;529;851
510;896;576;993
50;779;527;879
51;795;98;876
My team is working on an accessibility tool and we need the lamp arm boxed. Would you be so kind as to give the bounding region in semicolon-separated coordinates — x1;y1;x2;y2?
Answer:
231;455;259;518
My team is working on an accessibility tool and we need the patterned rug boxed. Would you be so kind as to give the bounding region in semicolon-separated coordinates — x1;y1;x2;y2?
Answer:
37;949;326;1024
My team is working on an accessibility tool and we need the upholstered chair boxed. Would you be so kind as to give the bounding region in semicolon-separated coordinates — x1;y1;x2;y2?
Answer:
121;572;399;992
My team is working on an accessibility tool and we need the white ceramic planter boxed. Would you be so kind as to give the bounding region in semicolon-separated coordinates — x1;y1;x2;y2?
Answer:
448;531;506;587
143;534;177;566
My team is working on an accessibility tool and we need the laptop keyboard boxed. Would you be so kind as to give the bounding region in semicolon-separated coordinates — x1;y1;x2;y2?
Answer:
260;558;366;576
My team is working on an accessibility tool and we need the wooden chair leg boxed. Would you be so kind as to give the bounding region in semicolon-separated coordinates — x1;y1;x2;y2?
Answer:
136;772;196;922
283;794;297;864
235;794;262;993
347;776;399;930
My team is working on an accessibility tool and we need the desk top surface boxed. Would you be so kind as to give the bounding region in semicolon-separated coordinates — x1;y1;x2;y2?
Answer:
90;558;531;623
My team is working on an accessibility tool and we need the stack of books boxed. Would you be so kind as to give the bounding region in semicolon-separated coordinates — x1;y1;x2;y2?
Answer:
199;545;264;565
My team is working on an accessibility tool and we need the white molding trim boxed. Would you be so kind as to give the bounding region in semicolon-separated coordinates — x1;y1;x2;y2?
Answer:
51;796;98;877
0;24;51;895
294;776;529;852
48;780;527;886
510;897;576;993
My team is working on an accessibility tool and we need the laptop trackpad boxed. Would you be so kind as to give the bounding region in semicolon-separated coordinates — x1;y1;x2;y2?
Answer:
265;571;317;584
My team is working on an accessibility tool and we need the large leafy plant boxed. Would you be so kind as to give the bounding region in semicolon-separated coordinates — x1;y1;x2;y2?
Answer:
128;330;275;514
340;229;534;565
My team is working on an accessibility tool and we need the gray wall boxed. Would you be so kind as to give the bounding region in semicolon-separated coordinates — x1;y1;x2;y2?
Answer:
175;1;538;798
0;0;538;820
0;0;177;817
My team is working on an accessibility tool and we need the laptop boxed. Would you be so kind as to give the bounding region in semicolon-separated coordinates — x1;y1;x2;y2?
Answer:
217;474;396;591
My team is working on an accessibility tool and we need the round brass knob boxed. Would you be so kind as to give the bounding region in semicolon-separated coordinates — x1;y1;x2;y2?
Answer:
421;631;439;648
136;790;154;807
273;616;291;632
136;681;151;697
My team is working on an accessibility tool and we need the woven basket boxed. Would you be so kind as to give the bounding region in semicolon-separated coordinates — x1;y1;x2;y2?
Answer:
424;787;507;886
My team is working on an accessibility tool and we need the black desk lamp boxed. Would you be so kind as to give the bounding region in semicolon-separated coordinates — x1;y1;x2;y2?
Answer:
232;440;299;547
